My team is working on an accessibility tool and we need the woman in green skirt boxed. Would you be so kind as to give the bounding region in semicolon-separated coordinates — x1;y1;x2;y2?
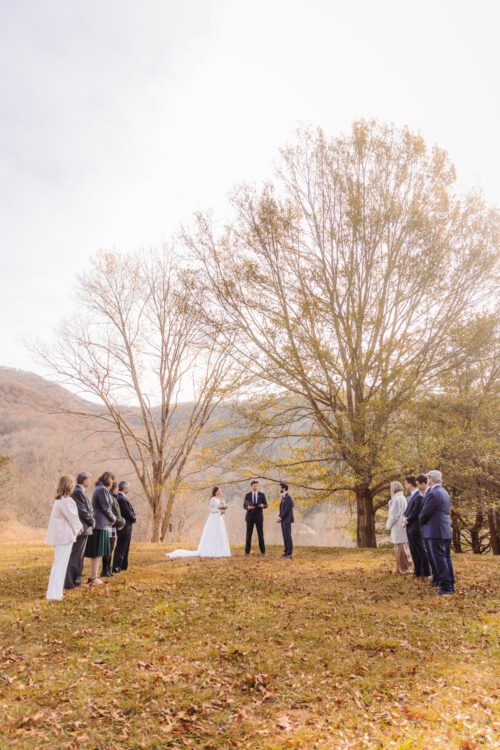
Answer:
85;471;116;585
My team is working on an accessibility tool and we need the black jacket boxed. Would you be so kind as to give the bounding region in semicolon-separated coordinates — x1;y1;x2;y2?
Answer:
403;489;424;533
116;491;136;526
110;493;126;530
243;491;267;521
279;493;294;524
71;485;94;536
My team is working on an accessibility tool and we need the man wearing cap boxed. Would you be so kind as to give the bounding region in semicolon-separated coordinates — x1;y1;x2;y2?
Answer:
64;471;94;589
419;470;455;595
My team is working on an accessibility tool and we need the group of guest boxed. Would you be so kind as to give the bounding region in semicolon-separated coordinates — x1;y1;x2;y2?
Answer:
386;470;455;595
45;471;137;601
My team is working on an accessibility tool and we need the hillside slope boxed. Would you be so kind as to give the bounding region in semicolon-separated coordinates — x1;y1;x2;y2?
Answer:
0;367;131;528
0;367;354;546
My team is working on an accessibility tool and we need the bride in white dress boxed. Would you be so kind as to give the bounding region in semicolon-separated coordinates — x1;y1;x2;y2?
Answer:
167;487;231;558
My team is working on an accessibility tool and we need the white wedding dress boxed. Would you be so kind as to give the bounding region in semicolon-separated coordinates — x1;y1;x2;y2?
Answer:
167;497;231;558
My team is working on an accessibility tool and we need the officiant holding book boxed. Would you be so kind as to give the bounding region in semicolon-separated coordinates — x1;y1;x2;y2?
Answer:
243;480;268;555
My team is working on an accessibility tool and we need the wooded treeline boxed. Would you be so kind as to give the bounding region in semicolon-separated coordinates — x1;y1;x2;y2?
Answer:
25;121;498;549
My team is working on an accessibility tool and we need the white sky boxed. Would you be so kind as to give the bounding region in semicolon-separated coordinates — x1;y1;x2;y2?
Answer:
1;0;499;375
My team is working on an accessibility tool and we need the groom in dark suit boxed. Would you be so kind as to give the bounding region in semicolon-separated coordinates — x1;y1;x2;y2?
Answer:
278;482;294;558
243;480;268;555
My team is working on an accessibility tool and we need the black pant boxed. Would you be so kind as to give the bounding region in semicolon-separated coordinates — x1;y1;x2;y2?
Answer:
101;535;116;576
245;516;265;554
64;534;88;589
113;527;132;571
407;530;430;577
426;538;455;593
281;521;293;556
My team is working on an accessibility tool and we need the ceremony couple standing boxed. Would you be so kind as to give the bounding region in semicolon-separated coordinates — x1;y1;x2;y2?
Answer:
167;480;294;559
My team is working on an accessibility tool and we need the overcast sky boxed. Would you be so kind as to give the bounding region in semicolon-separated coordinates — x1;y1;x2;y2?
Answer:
1;0;498;375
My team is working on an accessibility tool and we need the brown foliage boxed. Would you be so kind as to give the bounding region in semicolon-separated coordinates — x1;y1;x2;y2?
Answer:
188;121;498;546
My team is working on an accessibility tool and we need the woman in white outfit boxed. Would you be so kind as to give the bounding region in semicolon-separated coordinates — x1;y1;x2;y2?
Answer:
386;481;412;574
46;475;83;600
167;487;231;558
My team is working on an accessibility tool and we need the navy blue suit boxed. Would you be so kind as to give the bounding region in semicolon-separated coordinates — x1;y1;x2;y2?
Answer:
403;489;430;577
279;493;294;557
419;484;455;593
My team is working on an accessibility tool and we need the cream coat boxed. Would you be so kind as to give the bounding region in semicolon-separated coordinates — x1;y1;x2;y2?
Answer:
386;491;408;544
45;496;83;546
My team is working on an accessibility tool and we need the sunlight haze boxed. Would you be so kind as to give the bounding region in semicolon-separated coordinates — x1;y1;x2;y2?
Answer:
1;0;498;374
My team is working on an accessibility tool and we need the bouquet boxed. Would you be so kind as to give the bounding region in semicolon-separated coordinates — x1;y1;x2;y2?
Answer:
218;500;228;515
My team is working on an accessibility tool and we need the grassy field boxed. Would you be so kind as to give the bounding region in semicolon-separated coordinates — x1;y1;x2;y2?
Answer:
0;543;498;750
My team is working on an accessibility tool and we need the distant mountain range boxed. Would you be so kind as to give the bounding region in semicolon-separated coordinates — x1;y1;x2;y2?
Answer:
0;366;354;546
0;366;133;528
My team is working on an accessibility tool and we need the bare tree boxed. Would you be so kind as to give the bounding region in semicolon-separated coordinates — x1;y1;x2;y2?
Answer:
187;121;498;546
35;250;234;542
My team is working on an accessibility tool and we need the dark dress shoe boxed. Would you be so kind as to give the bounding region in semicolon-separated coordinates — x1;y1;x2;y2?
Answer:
101;571;113;578
112;568;121;574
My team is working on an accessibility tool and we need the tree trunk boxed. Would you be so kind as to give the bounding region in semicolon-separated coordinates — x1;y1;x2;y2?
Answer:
451;509;463;553
159;514;169;544
470;506;483;554
160;491;177;542
150;494;163;543
355;485;377;548
488;506;500;555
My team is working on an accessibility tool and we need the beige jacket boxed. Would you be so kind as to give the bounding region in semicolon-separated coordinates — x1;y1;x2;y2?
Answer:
45;496;83;546
386;491;408;544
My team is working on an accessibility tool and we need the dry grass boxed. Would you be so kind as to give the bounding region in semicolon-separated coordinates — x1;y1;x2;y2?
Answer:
0;515;44;544
0;543;498;749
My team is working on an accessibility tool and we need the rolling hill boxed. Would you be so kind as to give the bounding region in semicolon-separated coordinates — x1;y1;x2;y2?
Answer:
0;367;354;546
